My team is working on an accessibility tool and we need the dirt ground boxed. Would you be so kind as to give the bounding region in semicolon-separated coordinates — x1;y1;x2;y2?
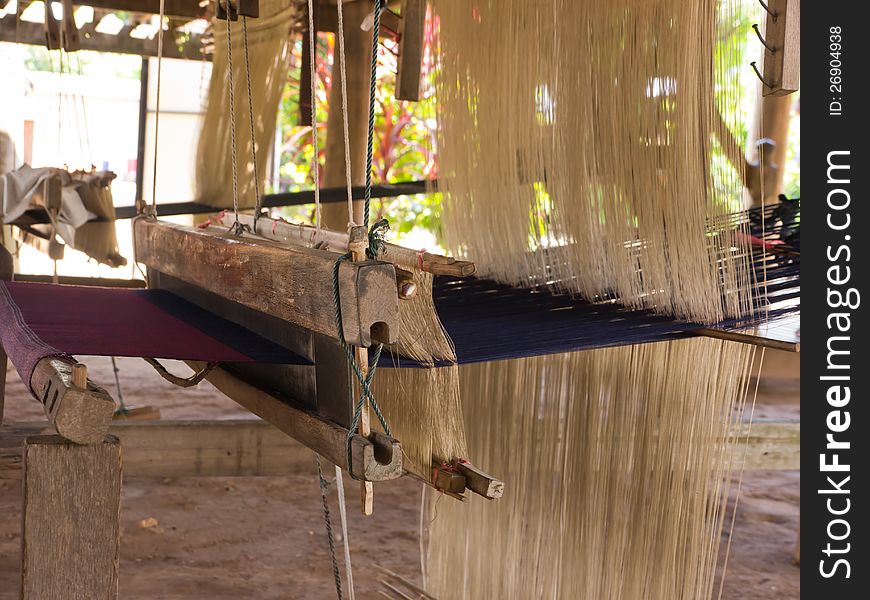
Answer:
0;352;799;599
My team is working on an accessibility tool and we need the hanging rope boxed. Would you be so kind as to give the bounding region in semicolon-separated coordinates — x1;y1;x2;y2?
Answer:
225;6;242;232
110;357;129;415
362;0;385;228
243;15;264;229
306;0;322;231
148;0;166;215
335;0;357;228
315;454;344;600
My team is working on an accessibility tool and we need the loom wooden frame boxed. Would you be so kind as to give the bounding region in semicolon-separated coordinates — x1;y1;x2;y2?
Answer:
0;417;800;479
133;217;400;348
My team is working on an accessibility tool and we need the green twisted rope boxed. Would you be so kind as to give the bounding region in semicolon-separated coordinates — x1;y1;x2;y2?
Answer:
363;0;385;228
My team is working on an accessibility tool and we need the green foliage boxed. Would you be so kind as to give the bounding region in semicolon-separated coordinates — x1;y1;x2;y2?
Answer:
274;28;440;243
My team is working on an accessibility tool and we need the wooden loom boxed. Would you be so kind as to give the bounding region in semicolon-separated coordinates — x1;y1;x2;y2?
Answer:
0;2;802;598
131;215;498;496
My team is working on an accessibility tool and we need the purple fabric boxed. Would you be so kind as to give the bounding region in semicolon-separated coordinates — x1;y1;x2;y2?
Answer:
0;282;69;390
0;281;308;396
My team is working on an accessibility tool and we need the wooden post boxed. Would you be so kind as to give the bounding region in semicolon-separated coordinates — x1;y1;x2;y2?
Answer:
395;0;426;101
321;0;373;231
21;435;122;599
758;0;800;97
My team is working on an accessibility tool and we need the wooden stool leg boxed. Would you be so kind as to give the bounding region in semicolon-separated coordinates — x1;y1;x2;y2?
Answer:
21;435;122;599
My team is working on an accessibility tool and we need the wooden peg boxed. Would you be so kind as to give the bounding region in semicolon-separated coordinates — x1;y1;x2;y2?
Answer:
72;363;88;389
395;267;418;300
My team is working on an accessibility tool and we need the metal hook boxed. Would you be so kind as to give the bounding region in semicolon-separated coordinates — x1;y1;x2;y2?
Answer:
758;0;778;21
752;24;776;53
749;62;773;88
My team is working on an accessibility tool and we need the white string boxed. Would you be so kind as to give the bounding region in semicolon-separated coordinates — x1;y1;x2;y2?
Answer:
150;0;166;212
336;0;357;228
334;465;356;600
306;0;322;231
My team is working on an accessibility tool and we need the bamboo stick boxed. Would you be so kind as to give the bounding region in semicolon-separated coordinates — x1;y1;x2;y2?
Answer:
212;212;475;277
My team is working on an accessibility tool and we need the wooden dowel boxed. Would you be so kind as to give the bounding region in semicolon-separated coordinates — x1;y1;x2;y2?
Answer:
72;363;87;389
214;212;476;278
350;225;375;516
374;564;437;600
456;460;504;500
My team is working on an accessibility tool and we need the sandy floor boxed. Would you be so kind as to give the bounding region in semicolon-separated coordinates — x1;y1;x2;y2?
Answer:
0;352;799;599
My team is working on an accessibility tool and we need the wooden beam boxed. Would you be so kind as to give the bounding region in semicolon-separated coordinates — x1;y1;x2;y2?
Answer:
0;18;206;60
21;435;121;600
12;274;146;287
72;0;208;19
13;225;65;261
187;361;405;482
0;416;801;479
30;358;116;444
317;2;402;36
395;0;425;101
134;217;400;347
759;0;800;96
731;418;799;471
216;212;475;277
0;419;313;479
695;313;800;353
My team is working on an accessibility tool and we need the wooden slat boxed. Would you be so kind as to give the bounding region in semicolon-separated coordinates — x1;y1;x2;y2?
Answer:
695;313;800;353
12;274;146;288
761;0;800;96
71;0;208;18
21;435;121;600
395;0;425;101
187;361;404;482
0;18;205;60
134;217;400;347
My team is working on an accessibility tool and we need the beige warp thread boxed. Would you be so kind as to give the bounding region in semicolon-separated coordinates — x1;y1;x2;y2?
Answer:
195;0;302;208
425;339;758;599
431;0;754;325
401;2;766;598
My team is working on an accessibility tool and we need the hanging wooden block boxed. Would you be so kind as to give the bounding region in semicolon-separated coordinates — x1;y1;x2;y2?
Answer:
395;0;426;101
759;0;800;96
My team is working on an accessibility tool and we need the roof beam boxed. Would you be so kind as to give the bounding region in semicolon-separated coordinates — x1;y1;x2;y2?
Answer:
0;17;206;60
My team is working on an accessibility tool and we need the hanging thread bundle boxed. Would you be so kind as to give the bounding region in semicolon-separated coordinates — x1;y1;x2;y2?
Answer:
195;0;302;208
432;0;754;324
